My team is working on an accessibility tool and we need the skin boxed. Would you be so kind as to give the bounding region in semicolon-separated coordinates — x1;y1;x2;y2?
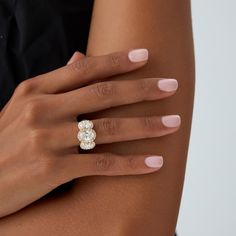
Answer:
0;49;179;218
0;0;194;235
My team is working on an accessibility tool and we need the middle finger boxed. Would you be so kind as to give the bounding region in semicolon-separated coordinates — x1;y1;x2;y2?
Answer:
55;78;178;117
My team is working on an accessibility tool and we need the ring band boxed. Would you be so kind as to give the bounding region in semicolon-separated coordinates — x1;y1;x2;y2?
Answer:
77;120;96;150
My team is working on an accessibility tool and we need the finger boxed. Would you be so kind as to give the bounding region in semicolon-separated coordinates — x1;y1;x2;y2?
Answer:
56;78;178;117
67;51;85;65
47;116;180;150
0;98;11;118
91;115;181;144
65;52;85;98
58;153;163;182
38;48;149;93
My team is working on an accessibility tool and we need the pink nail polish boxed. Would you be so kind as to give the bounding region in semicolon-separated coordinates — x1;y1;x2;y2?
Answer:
145;156;163;168
161;115;181;128
157;79;178;92
128;49;149;62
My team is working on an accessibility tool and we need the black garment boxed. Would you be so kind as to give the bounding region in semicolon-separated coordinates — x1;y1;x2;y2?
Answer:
0;0;94;109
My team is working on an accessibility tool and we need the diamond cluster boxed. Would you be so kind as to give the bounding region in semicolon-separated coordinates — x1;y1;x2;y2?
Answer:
78;120;96;150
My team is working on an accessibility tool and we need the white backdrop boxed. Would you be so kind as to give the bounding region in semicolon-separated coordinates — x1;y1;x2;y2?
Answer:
177;0;236;235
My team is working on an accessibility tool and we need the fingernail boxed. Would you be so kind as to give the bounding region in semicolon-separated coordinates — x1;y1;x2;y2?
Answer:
67;51;78;65
161;115;181;128
145;156;163;168
128;49;149;62
157;79;178;92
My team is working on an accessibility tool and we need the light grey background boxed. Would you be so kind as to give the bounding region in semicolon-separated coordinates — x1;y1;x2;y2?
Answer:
177;0;236;235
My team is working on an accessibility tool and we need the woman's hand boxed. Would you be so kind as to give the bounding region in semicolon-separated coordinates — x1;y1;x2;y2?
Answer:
0;49;180;217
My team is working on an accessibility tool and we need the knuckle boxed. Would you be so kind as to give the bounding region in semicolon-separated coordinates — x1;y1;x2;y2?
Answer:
138;79;151;93
100;118;119;136
94;153;115;171
39;157;58;178
29;129;48;149
70;58;90;73
92;82;116;99
108;53;121;68
142;117;159;131
23;100;42;125
15;79;37;96
127;156;137;169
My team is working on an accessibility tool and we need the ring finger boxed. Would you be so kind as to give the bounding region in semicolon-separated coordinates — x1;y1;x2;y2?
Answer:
48;116;181;150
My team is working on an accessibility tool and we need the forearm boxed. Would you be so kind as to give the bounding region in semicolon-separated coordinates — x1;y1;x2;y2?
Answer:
0;0;194;235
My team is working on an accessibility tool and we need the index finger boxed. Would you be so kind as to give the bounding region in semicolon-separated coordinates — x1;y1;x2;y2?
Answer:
37;48;149;94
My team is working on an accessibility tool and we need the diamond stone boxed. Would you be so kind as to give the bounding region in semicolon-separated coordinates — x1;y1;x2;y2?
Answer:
78;120;93;130
80;141;96;150
77;129;96;142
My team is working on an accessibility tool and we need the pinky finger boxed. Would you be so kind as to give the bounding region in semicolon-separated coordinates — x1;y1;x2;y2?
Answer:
59;153;163;183
67;51;85;65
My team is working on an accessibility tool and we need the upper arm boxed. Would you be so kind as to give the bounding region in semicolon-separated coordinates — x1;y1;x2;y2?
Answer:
0;1;195;235
84;0;195;234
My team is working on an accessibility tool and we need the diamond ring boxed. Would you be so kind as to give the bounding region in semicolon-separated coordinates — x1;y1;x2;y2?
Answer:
77;120;96;150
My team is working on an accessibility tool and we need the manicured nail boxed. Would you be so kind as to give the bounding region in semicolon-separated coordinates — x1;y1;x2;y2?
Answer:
161;115;181;128
128;49;149;62
67;51;78;65
145;156;163;168
157;79;178;92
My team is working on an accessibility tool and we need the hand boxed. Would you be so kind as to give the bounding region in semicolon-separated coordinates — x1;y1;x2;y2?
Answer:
0;49;180;217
